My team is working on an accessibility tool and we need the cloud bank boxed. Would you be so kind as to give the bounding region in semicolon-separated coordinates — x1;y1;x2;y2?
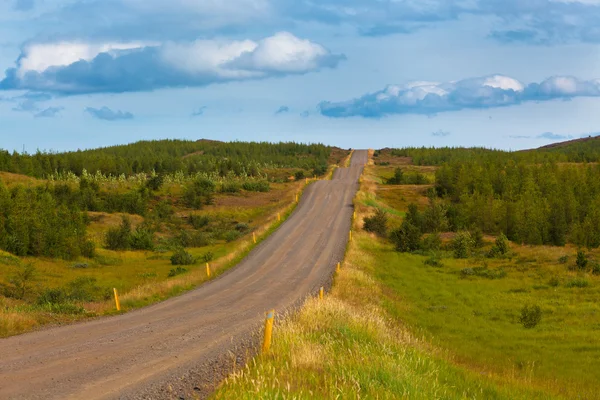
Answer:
30;0;600;45
0;32;344;94
85;106;134;120
319;75;600;118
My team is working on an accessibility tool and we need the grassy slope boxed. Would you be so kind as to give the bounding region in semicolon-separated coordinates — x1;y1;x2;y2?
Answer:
0;150;350;337
214;152;560;400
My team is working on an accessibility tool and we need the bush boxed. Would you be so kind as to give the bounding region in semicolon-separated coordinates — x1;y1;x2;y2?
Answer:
424;256;444;268
81;240;96;258
390;221;422;252
488;233;509;258
170;249;196;266
558;255;569;264
592;262;600;275
202;252;214;262
363;209;388;237
294;170;305;180
6;263;37;300
223;230;242;242
220;181;241;193
105;216;132;250
386;168;404;184
452;231;475;259
184;178;216;209
422;233;442;251
66;276;110;302
168;266;188;277
154;200;174;220
565;277;590;288
37;288;68;305
130;227;154;250
189;214;210;229
519;304;542;329
145;175;164;191
235;223;250;232
242;180;270;192
576;250;588;270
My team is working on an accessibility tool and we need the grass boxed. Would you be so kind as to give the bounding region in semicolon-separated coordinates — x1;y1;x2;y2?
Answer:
214;151;566;399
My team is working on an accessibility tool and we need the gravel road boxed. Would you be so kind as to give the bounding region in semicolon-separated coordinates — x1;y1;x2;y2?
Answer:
0;150;368;400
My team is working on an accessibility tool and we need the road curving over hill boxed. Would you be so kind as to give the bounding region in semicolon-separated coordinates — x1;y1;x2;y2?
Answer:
0;150;368;400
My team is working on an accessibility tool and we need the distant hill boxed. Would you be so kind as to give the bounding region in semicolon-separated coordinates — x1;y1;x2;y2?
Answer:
533;134;600;162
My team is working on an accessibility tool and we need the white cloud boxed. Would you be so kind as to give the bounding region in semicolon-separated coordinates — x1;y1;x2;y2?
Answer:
1;32;345;94
319;74;600;118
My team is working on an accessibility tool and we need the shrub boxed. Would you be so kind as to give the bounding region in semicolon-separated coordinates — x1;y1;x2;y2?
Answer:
202;252;214;263
471;228;485;249
242;180;270;192
488;233;509;258
386;168;404;184
170;249;196;266
66;276;110;302
576;250;588;271
558;255;569;264
519;304;542;329
71;263;89;269
390;221;421;252
424;256;444;268
187;232;212;247
81;240;96;258
189;214;210;229
223;230;242;242
565;277;590;288
294;170;305;180
105;216;132;250
168;266;188;277
452;231;475;259
422;233;442;251
145;174;164;191
184;178;216;209
235;223;250;232
592;262;600;276
154;200;174;220
220;182;241;193
363;209;388;237
37;288;68;305
6;263;37;300
130;227;154;250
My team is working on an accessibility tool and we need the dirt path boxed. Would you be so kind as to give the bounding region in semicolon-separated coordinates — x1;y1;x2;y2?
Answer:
0;150;368;400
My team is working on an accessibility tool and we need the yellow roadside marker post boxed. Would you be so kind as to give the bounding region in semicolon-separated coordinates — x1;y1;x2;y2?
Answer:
336;262;341;273
295;194;299;203
278;213;281;222
206;263;211;277
262;309;275;353
113;288;121;311
253;232;257;244
349;230;353;241
319;287;324;300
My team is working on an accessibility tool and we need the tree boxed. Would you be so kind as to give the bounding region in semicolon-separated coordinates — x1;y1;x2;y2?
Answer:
452;231;475;259
105;216;132;250
387;168;404;184
576;250;588;271
363;209;388;237
184;178;216;209
390;221;422;252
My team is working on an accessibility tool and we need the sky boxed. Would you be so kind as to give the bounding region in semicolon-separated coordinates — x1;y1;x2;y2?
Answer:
2;0;600;152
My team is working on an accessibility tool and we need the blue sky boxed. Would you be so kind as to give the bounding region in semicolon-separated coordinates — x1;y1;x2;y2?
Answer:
2;0;600;152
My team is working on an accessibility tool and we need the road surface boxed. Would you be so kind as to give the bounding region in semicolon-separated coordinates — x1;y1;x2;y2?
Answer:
0;150;368;399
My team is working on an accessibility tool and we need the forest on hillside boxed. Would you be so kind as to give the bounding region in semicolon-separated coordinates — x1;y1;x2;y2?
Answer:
386;143;600;248
0;140;332;178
